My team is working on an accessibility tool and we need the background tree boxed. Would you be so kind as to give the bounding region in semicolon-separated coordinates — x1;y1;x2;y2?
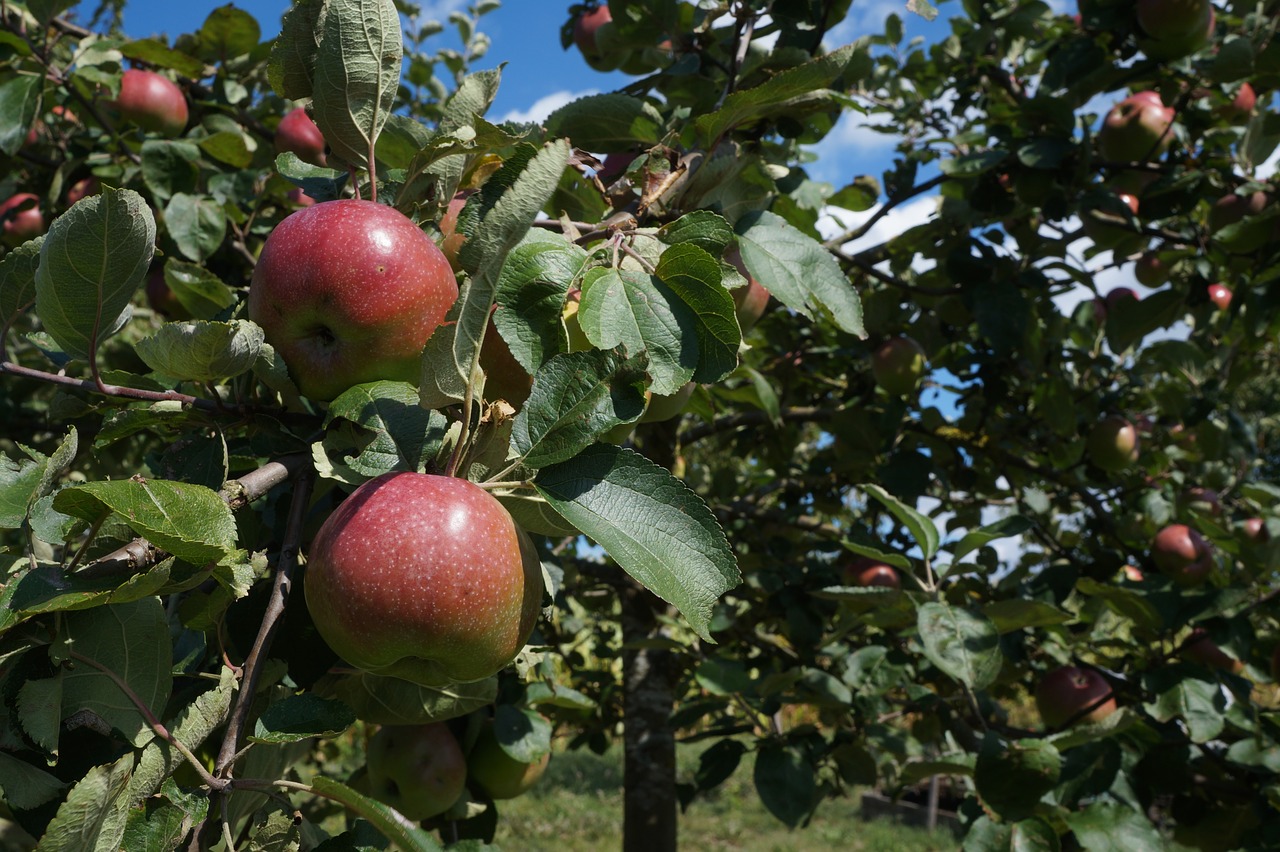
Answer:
2;0;1280;851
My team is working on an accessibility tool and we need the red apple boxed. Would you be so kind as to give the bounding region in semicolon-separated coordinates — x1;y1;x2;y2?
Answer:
596;150;635;185
1087;415;1139;472
844;557;901;591
1092;286;1139;323
305;472;543;685
65;177;99;206
1208;191;1270;246
1179;628;1243;674
1206;283;1232;310
366;723;467;820
467;719;551;800
1036;666;1117;729
274;107;326;167
1136;0;1214;59
111;69;188;137
1122;564;1145;582
146;267;189;320
1098;92;1174;163
573;4;613;67
871;336;927;396
439;190;474;272
1134;253;1168;287
0;194;46;246
1151;523;1213;585
247;199;458;401
286;187;315;207
1222;83;1256;120
1242;517;1268;543
725;245;771;333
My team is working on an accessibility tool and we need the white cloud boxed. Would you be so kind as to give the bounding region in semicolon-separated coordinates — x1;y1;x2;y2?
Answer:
826;1;905;46
498;89;598;125
419;1;467;20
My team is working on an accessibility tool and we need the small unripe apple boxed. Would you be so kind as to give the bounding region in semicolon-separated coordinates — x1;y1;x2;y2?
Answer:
467;719;551;800
248;199;458;401
366;724;467;820
1087;416;1139;472
65;177;100;206
1134;254;1168;287
0;193;46;246
640;382;695;423
844;557;900;591
305;472;543;685
1036;666;1116;729
1179;628;1243;674
1098;92;1174;163
111;69;188;137
871;336;927;396
1151;523;1213;585
274;107;326;167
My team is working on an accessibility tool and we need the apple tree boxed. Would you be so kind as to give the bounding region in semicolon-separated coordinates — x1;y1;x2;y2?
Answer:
2;0;1280;850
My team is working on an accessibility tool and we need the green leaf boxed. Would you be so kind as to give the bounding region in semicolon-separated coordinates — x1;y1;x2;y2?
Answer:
654;243;740;384
35;755;133;852
0;751;68;810
975;734;1061;822
753;742;816;828
535;445;740;641
1141;666;1226;743
1104;287;1182;354
134;319;263;382
128;666;236;803
140;140;201;201
420;140;571;409
15;676;61;755
493;704;552;762
198;130;253;168
310;777;443;852
247;805;301;852
321;672;497;725
196;4;261;60
917;602;1002;689
493;230;587;373
268;0;321;99
1064;802;1162;851
0;235;41;335
164;193;227;263
0;450;44;530
940;150;1008;177
375;113;434;170
982;599;1072;634
1076;578;1162;633
0;75;41;157
861;483;940;559
5;561;177;622
161;260;236;319
53;478;237;565
657;211;736;256
311;0;402;168
322;381;449;481
119;38;206;79
511;349;649;468
736;210;864;337
952;515;1033;562
121;781;209;852
56;598;173;748
249;694;356;744
544;93;665;152
523;681;596;710
694;42;870;146
34;186;155;362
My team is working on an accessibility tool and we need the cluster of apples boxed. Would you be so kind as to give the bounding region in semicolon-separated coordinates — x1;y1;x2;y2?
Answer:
362;716;551;821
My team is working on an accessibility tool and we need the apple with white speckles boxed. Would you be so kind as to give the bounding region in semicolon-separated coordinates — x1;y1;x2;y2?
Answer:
248;199;458;401
305;472;543;686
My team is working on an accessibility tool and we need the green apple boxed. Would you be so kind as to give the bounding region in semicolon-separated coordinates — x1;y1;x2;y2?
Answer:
1087;415;1139;472
305;472;543;685
1036;666;1116;729
871;336;927;396
248;199;458;401
467;720;551;800
366;723;467;820
1136;0;1214;60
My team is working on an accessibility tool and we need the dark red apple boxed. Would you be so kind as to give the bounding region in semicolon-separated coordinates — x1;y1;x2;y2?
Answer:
366;723;467;820
0;194;46;246
1222;82;1256;120
146;267;189;320
1036;666;1117;729
274;107;326;167
844;557;901;591
1087;415;1139;472
1134;253;1168;287
1179;628;1243;674
467;719;551;800
1151;523;1213;585
247;199;458;401
1092;286;1139;323
871;336;927;396
1098;92;1174;163
111;69;188;137
65;177;99;206
305;472;543;685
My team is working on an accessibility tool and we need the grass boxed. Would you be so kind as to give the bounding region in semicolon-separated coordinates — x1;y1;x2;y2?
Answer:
491;742;957;852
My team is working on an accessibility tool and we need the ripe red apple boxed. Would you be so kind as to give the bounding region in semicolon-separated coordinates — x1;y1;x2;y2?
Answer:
248;199;458;401
0;194;46;246
65;177;99;206
1087;415;1139;472
438;190;473;272
366;723;467;820
573;4;613;68
1221;83;1256;120
111;69;188;137
1036;666;1117;729
467;720;551;800
724;245;771;333
1179;628;1243;674
274;107;326;167
1134;253;1168;287
871;336;927;396
1242;517;1268;543
1098;92;1174;163
305;472;543;685
1151;523;1213;585
844;557;901;591
1208;190;1271;254
1206;283;1232;310
1136;0;1214;59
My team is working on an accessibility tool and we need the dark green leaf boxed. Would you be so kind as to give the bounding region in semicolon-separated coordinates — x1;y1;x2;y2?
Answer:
862;483;940;559
135;319;263;381
161;260;236;319
0;751;68;810
752;742;816;828
493;230;587;373
250;694;356;744
952;515;1033;563
323;381;449;481
982;599;1072;634
310;777;445;852
1064;802;1162;851
918;602;1002;689
321;672;497;725
493;704;552;762
975;734;1061;821
544;93;664;152
268;0;321;99
164;193;227;262
0;75;40;157
657;211;736;256
655;242;740;383
35;755;133;852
